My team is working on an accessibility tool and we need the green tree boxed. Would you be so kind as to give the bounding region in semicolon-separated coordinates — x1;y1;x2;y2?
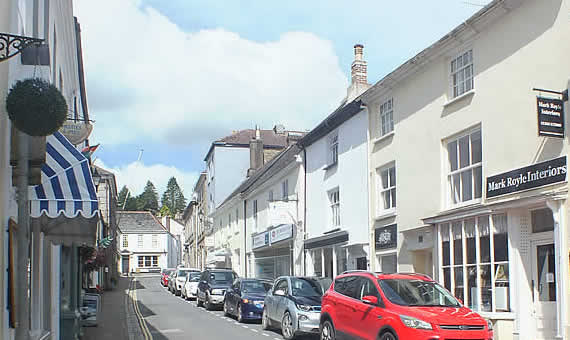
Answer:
137;181;159;213
161;177;186;217
158;205;173;218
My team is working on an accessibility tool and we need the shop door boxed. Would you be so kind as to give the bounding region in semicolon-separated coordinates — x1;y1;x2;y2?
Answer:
531;241;557;340
122;256;129;274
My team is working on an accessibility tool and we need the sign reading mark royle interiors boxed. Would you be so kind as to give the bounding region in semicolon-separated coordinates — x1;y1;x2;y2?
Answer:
486;156;567;198
537;97;564;138
375;224;397;250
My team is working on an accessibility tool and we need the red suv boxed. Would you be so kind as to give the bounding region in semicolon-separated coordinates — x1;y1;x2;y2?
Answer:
320;271;493;340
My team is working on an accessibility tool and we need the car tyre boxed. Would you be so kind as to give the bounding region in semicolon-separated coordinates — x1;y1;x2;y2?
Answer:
205;296;212;311
237;304;243;323
281;311;296;340
320;320;336;340
196;296;203;307
261;308;272;330
379;331;397;340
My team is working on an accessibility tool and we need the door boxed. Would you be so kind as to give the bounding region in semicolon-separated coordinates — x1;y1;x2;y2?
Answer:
122;256;129;274
273;279;289;320
355;277;386;340
333;276;360;335
531;241;557;340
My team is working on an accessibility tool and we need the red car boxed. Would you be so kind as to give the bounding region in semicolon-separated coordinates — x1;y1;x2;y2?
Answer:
161;268;175;287
320;271;493;340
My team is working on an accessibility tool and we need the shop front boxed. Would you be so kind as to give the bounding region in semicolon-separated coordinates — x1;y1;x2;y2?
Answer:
304;230;361;279
375;224;398;273
424;156;569;340
251;224;295;280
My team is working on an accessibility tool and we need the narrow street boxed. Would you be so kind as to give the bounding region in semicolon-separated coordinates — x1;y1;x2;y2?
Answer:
132;275;316;340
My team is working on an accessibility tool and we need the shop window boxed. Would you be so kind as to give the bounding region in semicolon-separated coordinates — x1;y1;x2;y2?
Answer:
439;214;509;313
379;254;397;273
531;208;554;233
446;129;482;206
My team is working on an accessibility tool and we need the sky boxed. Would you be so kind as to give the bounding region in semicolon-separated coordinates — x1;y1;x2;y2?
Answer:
73;0;491;198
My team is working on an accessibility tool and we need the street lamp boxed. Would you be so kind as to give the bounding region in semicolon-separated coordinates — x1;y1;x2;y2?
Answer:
92;168;102;189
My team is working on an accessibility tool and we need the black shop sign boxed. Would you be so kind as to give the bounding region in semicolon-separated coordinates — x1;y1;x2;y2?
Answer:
537;97;564;138
486;156;567;198
375;224;397;250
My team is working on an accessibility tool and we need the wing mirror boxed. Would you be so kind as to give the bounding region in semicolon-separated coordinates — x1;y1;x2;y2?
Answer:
362;295;378;305
274;289;286;296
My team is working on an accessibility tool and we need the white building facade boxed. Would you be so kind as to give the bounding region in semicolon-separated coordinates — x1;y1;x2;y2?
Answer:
363;0;570;339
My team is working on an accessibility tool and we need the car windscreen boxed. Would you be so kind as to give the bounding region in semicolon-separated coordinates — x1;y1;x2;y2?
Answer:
177;270;192;277
210;271;235;284
378;279;460;307
242;281;271;294
188;272;201;281
290;278;325;297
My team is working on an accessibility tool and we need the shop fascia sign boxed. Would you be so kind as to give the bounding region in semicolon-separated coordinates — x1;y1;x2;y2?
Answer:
252;231;270;249
375;224;397;250
252;224;294;250
486;156;567;198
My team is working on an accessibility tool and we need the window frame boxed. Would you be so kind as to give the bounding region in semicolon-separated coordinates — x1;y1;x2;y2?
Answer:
438;214;510;314
282;179;289;201
253;200;258;231
137;234;143;248
152;234;158;248
328;132;339;166
445;128;482;207
377;164;396;215
450;49;474;99
122;234;128;248
379;98;394;136
268;190;273;202
329;188;340;228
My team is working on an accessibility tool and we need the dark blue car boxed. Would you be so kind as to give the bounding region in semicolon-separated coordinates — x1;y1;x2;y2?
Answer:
223;278;272;322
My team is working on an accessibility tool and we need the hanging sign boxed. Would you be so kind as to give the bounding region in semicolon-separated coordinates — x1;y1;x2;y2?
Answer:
59;120;93;145
486;156;567;198
375;224;397;250
537;97;564;138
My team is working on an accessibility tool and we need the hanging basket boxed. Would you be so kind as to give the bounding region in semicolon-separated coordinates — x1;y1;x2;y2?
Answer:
5;78;68;136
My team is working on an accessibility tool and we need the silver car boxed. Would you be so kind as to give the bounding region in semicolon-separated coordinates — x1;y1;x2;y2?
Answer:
262;276;332;340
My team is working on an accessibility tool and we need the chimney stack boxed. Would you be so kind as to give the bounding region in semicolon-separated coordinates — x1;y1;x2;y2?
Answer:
247;126;264;177
346;44;370;102
165;216;171;232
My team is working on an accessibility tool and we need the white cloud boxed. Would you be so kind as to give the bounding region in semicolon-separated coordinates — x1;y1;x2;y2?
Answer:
95;160;198;200
75;0;348;146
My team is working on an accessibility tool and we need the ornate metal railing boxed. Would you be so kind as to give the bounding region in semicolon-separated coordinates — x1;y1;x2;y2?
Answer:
0;33;44;62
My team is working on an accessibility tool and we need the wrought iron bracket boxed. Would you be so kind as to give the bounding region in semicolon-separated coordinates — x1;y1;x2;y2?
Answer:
0;33;44;62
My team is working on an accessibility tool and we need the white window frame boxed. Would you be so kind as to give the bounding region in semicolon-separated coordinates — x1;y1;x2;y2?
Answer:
445;128;482;207
328;132;339;166
253;200;258;231
282;179;289;201
152;234;158;248
137;234;143;248
380;98;394;136
329;189;340;228
122;235;128;248
450;49;474;98
268;190;273;202
235;208;239;233
377;163;396;215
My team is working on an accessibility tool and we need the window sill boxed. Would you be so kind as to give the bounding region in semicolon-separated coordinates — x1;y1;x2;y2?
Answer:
374;210;397;221
372;131;395;145
323;162;338;171
443;89;475;108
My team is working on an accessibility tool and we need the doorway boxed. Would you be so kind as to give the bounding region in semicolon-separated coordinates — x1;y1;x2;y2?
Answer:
531;239;557;340
121;256;129;274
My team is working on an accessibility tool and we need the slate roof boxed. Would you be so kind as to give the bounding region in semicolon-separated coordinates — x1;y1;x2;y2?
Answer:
117;211;168;234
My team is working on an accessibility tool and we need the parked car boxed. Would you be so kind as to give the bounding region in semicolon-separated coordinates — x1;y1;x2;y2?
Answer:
181;271;202;300
224;278;272;322
172;268;200;296
196;268;238;310
262;276;331;340
161;268;175;287
319;271;494;340
168;271;178;293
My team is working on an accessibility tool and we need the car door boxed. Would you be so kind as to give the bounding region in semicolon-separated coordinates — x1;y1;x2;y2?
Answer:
334;275;360;336
274;278;289;321
229;279;240;313
198;271;208;300
354;277;387;340
269;279;286;321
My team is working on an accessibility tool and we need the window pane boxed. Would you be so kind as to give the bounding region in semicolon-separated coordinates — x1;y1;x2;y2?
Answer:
441;224;450;266
471;131;482;164
391;188;396;208
389;167;396;187
474;166;482;199
454;267;464;302
479;264;492;312
493;217;509;262
465;219;476;264
381;254;397;274
448;141;458;171
451;174;461;204
494;264;510;311
461;169;473;202
381;170;389;189
459;136;470;168
443;268;451;292
479;216;490;263
383;191;391;210
531;208;554;233
452;222;463;265
537;244;556;302
467;266;477;310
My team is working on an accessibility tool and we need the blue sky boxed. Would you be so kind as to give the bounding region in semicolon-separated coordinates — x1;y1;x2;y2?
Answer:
74;0;490;197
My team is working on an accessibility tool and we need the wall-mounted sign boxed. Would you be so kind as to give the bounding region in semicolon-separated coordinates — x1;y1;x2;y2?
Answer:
486;156;567;198
270;224;293;244
375;224;397;250
252;231;269;250
269;201;295;226
59;120;93;145
537;97;564;138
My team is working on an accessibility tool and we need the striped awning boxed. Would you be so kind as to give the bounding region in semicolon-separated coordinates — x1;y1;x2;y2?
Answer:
29;132;99;218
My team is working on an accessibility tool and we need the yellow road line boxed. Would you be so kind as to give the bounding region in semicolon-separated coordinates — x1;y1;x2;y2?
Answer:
131;278;153;340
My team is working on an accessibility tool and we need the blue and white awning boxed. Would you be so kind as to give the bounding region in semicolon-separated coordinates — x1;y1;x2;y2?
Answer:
29;132;99;218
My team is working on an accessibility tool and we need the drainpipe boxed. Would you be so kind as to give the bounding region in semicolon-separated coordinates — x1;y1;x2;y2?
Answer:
243;199;247;277
303;148;307;276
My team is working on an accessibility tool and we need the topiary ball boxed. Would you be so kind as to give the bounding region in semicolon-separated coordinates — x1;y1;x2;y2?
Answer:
6;78;68;136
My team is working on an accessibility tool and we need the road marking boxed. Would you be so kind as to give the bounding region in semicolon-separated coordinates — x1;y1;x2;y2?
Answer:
130;279;153;340
242;325;249;329
251;329;258;333
262;333;269;337
157;329;183;334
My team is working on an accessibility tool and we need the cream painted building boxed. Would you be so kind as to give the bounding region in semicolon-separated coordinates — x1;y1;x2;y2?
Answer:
363;0;569;339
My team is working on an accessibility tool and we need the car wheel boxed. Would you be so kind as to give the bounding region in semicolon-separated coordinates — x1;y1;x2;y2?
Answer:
205;296;212;311
281;311;296;340
320;320;336;340
379;331;397;340
196;296;203;307
261;308;272;330
237;304;243;323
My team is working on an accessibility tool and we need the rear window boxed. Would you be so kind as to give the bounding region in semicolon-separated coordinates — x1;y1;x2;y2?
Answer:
333;276;361;299
210;271;236;284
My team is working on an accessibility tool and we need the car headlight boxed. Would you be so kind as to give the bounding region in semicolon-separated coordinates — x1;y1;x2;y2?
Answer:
399;315;432;330
487;319;493;331
296;304;312;312
211;289;225;295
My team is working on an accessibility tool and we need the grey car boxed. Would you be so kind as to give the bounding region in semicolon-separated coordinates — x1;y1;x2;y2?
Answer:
262;276;332;340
